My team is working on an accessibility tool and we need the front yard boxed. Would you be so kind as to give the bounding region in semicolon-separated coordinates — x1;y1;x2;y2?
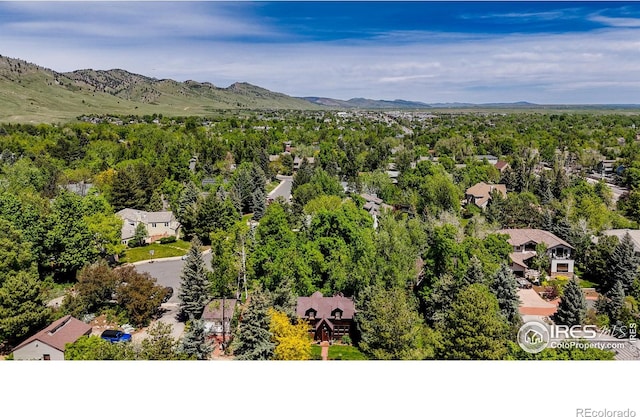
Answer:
310;344;368;360
120;240;192;263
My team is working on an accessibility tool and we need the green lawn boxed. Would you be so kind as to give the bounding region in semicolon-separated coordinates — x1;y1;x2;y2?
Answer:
310;344;368;360
578;277;599;288
266;179;280;194
120;240;192;263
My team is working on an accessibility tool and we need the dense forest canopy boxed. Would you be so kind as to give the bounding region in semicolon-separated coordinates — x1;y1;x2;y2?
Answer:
1;109;639;359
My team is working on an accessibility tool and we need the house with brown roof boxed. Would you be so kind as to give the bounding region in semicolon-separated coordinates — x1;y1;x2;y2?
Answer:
202;298;237;344
465;182;507;209
12;315;92;360
495;160;510;174
498;229;574;280
296;292;356;342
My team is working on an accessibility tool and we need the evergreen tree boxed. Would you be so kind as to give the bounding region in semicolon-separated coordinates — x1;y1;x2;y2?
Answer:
552;278;587;326
139;322;181;360
598;279;625;325
231;287;274;360
0;271;51;345
490;263;522;325
176;181;199;237
178;237;210;320
146;189;164;212
179;319;212;360
357;285;436;360
438;283;509;360
252;188;266;221
423;273;460;326
606;232;640;293
269;277;298;321
463;255;485;286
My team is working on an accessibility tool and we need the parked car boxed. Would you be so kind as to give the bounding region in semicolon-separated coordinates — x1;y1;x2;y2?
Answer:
162;286;173;303
100;329;132;343
516;277;532;289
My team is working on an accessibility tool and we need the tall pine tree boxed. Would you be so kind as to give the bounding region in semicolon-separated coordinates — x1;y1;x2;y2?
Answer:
607;232;639;293
552;278;587;326
463;256;485;286
231;287;274;360
490;263;521;325
179;319;213;360
178;237;210;321
597;279;625;325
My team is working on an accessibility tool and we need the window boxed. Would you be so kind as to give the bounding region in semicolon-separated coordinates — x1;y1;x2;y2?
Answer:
152;223;156;227
333;310;342;320
43;354;50;361
557;263;569;273
164;222;169;227
306;309;316;319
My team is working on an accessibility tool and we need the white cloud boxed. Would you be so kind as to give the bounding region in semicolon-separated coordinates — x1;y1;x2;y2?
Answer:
2;3;640;103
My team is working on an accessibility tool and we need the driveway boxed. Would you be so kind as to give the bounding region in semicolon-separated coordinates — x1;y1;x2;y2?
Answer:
131;302;184;343
131;251;212;342
518;288;558;317
268;175;293;201
133;251;212;303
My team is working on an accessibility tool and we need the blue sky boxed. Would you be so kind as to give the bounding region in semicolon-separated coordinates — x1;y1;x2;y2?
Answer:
2;1;640;103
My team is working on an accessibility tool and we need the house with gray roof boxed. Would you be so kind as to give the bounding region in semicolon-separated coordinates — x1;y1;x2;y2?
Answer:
600;229;640;255
498;228;574;280
116;208;181;245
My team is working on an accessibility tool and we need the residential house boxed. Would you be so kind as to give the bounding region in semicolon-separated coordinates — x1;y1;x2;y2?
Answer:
596;160;617;176
495;160;510;174
63;181;94;197
202;298;237;344
498;228;575;280
386;169;400;184
474;154;499;165
600;229;640;255
293;156;315;171
465;182;507;209
12;315;92;360
116;208;181;245
360;193;393;228
296;292;356;342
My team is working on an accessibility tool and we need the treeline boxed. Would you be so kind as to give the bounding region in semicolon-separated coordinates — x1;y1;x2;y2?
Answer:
2;110;640;358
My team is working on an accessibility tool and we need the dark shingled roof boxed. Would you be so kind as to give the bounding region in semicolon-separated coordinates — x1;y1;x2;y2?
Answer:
202;299;237;320
296;291;356;319
12;315;92;353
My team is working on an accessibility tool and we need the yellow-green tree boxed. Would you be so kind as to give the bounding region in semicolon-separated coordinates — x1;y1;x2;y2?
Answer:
268;309;311;360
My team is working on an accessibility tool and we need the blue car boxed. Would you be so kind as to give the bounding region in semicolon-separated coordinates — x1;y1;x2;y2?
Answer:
100;329;132;343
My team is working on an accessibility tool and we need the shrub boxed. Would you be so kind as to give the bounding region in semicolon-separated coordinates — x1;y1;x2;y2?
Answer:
159;236;177;244
341;335;352;346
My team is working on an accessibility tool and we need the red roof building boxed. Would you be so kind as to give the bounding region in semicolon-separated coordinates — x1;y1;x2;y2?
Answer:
296;292;356;342
12;315;92;360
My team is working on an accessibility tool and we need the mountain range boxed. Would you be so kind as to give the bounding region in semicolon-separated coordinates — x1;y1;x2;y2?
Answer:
3;54;636;123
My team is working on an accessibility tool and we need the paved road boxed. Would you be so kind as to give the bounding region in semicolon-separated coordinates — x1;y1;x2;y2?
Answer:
134;251;212;303
131;252;212;342
268;175;293;201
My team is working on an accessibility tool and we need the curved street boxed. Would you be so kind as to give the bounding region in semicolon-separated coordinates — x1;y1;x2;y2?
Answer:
131;251;212;341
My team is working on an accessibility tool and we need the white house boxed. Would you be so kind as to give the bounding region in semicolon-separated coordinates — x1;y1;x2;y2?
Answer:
12;315;92;360
116;208;181;245
498;228;574;279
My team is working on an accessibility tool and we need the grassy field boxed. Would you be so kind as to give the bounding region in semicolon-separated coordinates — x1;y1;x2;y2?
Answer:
310;344;368;360
120;240;192;263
